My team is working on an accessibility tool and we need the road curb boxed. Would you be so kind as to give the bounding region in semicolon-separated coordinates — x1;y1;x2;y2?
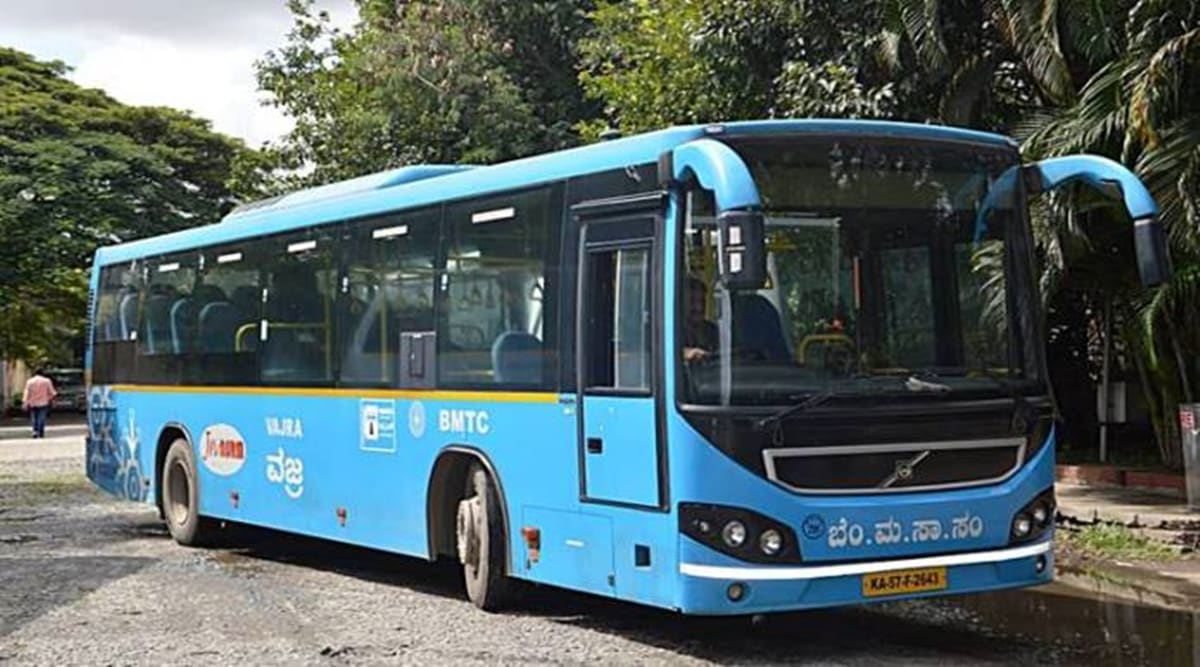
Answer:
1056;464;1186;499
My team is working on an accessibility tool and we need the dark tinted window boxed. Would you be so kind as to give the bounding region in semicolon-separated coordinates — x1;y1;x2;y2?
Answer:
179;243;262;384
339;208;439;386
136;253;200;383
440;188;552;388
261;227;338;384
92;261;144;383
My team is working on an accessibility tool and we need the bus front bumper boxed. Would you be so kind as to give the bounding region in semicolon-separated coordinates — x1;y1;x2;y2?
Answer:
676;539;1053;614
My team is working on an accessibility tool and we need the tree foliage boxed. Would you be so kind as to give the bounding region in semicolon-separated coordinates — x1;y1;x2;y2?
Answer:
257;0;598;187
578;0;901;136
0;47;261;363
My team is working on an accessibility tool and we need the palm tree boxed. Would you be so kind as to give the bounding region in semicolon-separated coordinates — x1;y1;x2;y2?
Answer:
887;0;1200;466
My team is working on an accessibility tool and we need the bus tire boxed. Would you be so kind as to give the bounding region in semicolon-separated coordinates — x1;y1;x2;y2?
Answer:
457;462;514;611
161;437;212;546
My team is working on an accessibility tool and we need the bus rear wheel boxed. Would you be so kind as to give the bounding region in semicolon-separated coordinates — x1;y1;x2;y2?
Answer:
161;438;213;546
456;462;514;611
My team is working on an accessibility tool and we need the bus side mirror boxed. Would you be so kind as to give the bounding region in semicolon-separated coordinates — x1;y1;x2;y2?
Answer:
716;210;766;290
1031;155;1173;287
1133;216;1172;287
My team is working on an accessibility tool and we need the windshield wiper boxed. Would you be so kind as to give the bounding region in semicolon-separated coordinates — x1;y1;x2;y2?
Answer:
753;390;836;431
904;374;951;393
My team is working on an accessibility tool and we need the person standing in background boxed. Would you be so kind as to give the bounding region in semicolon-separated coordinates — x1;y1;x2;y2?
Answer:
22;368;56;439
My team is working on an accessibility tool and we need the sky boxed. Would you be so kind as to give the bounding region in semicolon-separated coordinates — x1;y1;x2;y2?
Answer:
0;0;357;147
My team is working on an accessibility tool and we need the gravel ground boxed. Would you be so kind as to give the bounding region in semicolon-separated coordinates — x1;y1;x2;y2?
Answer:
1;424;1191;665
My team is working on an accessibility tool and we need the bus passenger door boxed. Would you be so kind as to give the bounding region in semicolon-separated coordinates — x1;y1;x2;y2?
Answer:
575;206;664;509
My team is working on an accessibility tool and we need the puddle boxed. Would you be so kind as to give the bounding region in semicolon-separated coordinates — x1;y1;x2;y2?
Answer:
207;549;269;576
945;582;1200;665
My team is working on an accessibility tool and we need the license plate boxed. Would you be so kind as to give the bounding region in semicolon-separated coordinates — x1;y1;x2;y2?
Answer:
861;567;947;597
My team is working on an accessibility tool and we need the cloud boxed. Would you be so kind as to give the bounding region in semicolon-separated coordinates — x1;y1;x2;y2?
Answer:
71;34;290;147
4;0;298;47
0;0;356;145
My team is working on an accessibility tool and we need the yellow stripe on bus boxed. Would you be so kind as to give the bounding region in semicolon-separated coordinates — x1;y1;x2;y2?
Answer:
108;384;559;404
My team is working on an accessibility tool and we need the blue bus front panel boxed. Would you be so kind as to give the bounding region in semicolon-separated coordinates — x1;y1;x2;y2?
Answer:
666;412;1056;614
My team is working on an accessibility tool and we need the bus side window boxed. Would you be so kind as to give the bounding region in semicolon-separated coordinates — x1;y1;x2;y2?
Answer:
135;255;195;384
261;229;336;385
92;261;143;384
184;243;261;385
340;207;439;386
440;188;552;388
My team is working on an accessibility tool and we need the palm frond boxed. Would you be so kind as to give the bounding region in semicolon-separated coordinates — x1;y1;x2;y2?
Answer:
938;55;997;124
1134;117;1200;249
895;0;948;74
991;0;1077;105
1129;27;1200;146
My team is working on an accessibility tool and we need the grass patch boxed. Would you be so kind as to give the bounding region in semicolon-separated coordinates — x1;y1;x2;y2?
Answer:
1062;523;1179;562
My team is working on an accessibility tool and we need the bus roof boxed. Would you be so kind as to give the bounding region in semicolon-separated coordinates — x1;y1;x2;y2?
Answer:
94;119;1017;266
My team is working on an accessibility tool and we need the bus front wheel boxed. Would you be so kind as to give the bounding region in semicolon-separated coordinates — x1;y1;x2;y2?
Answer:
456;463;514;611
161;438;213;546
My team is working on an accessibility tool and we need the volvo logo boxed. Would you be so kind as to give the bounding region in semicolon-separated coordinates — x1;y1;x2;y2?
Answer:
879;451;932;488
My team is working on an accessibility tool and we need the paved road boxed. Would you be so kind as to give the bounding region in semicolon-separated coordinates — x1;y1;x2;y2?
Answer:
1;432;1195;665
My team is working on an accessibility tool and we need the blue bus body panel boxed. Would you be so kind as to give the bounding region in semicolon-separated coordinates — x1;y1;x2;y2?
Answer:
581;395;659;507
84;385;680;609
521;506;615;596
87;388;576;556
86;386;149;502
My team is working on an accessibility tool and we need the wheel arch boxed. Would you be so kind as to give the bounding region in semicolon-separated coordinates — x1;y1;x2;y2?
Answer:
426;445;512;574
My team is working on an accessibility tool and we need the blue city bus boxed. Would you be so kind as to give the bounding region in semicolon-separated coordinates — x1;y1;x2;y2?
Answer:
84;120;1170;614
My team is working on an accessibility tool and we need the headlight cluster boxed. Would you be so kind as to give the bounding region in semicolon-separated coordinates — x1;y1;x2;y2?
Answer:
1010;488;1055;543
680;503;801;563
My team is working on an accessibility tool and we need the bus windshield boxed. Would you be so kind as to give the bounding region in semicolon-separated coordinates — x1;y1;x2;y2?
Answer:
682;136;1039;405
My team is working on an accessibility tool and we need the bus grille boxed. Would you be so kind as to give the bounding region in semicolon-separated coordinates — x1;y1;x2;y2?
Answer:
762;438;1025;494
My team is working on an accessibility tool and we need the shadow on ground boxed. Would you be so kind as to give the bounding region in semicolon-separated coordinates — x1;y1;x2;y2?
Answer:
0;555;155;639
206;524;1043;664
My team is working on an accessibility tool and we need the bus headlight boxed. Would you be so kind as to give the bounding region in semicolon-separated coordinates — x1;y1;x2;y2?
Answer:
1012;514;1033;538
1009;488;1055;544
759;529;783;556
679;503;802;564
721;521;747;548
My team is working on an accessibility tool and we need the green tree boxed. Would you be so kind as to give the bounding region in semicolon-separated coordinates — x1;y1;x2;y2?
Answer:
257;0;597;187
0;47;261;364
578;0;902;137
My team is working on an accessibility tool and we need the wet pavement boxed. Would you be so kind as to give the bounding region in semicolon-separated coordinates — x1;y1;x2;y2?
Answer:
2;434;1199;665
